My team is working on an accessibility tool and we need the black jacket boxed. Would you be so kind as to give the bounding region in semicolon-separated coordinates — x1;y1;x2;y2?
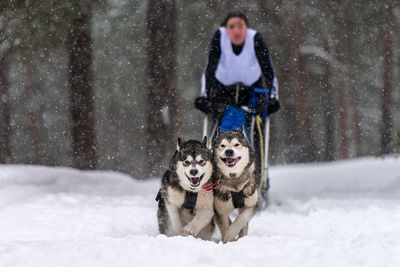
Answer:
205;30;276;106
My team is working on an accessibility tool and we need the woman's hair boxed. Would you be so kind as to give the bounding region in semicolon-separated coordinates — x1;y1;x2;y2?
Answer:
221;11;249;27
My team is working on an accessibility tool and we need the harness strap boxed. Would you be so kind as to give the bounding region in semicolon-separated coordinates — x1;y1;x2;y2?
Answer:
235;83;240;105
182;191;198;213
231;190;245;209
202;178;220;191
256;115;265;189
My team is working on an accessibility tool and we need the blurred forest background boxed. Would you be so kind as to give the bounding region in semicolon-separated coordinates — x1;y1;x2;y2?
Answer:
0;0;399;179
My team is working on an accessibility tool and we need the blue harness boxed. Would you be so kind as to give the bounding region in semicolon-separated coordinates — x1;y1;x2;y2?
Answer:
220;106;247;135
219;88;269;133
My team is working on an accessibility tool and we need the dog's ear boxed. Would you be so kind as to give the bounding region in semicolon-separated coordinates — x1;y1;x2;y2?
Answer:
202;136;212;150
217;127;222;136
238;124;245;136
202;136;207;147
207;139;213;150
176;138;183;151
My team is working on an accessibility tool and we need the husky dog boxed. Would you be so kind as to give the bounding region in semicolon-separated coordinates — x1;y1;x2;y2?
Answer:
213;125;259;243
156;137;215;240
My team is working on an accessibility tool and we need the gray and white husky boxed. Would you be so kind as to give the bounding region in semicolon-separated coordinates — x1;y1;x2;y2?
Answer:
156;137;215;240
213;125;259;243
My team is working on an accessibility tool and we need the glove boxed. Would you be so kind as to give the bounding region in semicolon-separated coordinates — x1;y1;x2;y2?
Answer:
195;96;213;114
254;98;280;116
212;102;225;116
267;98;280;114
254;98;267;115
195;96;225;115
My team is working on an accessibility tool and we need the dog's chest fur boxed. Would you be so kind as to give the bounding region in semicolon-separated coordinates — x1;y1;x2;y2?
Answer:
167;186;185;206
214;163;259;214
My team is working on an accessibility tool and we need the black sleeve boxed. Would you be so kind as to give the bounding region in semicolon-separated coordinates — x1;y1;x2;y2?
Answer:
254;32;275;91
205;30;225;98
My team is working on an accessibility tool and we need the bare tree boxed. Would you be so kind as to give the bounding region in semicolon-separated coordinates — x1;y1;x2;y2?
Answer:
344;15;362;157
0;53;11;163
380;27;393;155
333;7;350;159
0;7;12;163
21;51;46;164
68;1;97;169
145;0;182;177
322;38;336;161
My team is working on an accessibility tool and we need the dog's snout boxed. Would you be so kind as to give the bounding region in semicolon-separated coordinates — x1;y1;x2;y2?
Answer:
189;169;198;176
225;149;234;157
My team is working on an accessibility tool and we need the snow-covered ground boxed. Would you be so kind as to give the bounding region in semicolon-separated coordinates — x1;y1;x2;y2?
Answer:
1;156;400;267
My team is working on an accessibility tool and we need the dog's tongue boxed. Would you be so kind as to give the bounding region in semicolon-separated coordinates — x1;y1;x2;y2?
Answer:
226;157;240;164
191;177;200;184
226;158;234;163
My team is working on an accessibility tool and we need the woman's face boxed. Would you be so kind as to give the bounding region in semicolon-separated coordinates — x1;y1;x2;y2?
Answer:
226;17;247;45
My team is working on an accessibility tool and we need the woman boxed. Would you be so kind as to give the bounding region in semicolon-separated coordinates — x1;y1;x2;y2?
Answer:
195;11;279;190
195;11;280;118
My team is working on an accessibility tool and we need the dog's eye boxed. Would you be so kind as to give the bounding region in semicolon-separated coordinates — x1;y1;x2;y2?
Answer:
234;143;240;147
198;160;205;165
183;160;191;166
220;144;226;148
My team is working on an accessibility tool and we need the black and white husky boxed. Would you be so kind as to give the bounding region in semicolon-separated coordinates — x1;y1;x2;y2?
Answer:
213;125;259;243
156;137;215;240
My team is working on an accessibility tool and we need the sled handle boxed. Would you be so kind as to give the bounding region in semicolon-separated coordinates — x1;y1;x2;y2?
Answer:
202;115;208;139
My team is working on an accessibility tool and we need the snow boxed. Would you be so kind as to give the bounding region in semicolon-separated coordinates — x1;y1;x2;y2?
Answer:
1;156;400;267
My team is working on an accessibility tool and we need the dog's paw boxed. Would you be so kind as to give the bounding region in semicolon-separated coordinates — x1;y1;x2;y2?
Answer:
222;235;233;244
243;183;255;196
183;223;199;237
171;224;184;235
222;230;237;243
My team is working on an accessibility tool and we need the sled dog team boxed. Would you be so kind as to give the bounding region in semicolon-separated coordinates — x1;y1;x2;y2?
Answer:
156;125;259;243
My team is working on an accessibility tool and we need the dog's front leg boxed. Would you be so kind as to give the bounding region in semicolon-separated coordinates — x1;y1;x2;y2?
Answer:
214;196;233;241
184;190;214;236
215;213;231;241
238;222;248;238
223;207;256;243
184;208;213;237
165;203;183;235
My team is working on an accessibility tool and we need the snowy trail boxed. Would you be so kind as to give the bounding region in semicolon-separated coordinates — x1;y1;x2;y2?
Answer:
1;157;400;267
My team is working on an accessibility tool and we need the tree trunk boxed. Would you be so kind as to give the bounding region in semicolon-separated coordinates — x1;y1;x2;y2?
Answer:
22;52;45;164
0;55;11;163
336;82;349;159
68;4;97;169
145;0;181;177
322;41;336;161
351;72;362;157
334;25;349;159
344;12;362;157
345;32;362;157
381;30;393;155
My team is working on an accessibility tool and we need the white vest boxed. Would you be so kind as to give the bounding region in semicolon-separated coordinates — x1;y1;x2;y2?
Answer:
215;27;262;86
